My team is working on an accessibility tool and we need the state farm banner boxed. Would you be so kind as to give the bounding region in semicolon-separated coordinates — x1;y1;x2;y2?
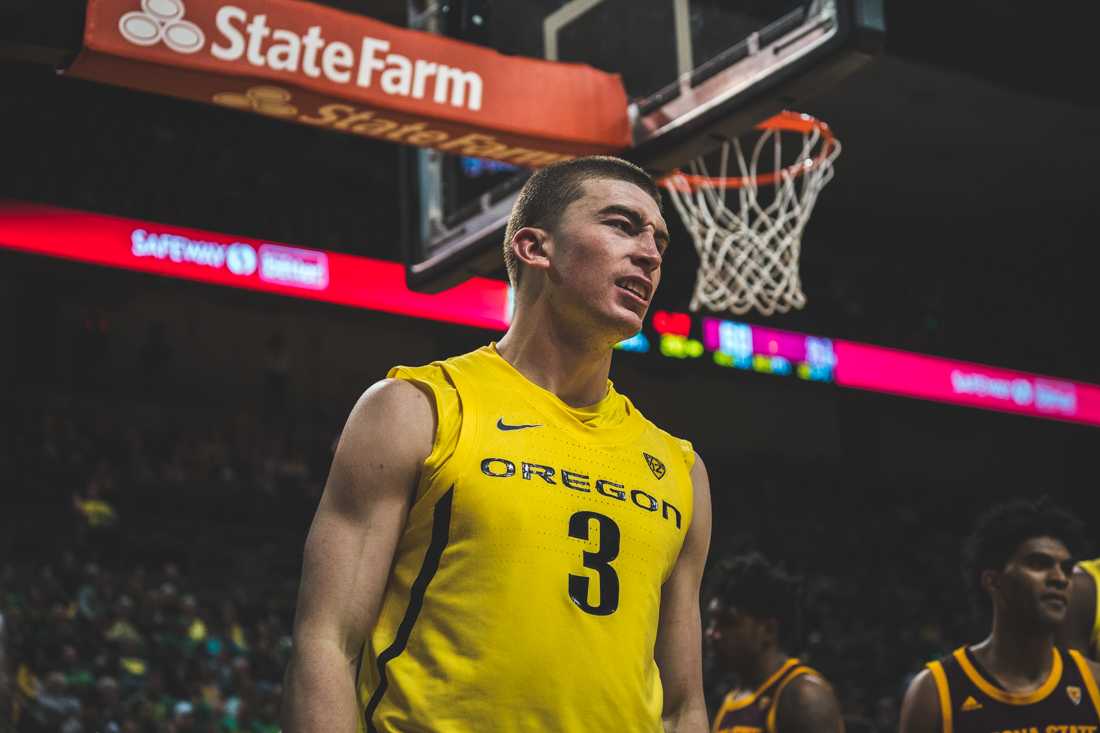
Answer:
67;0;631;164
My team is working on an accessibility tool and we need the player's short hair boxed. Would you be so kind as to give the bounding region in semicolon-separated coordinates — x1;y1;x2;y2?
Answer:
709;552;801;646
962;496;1088;606
502;156;662;288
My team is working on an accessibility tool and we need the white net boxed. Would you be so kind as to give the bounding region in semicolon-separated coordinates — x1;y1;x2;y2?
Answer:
663;113;841;316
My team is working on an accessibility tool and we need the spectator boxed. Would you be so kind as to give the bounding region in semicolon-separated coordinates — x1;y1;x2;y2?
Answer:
24;671;81;733
261;332;291;415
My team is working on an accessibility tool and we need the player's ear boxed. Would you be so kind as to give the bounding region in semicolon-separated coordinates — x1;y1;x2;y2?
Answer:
761;617;780;645
981;569;1000;595
510;226;551;274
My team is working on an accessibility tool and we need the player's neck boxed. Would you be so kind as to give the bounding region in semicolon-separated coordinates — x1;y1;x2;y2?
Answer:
737;649;790;691
974;621;1057;687
496;313;614;408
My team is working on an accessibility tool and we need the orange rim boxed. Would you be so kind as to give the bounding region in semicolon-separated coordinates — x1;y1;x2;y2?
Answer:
659;111;837;191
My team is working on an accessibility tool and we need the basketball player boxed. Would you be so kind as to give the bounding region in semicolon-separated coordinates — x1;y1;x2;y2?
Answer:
1059;558;1100;658
706;553;844;733
899;497;1100;733
282;156;712;732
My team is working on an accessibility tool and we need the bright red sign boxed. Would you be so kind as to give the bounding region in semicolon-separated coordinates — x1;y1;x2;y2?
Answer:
833;340;1100;427
0;201;510;330
67;0;630;165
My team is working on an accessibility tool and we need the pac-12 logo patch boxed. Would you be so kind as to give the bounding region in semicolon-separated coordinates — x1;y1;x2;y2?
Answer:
643;452;666;480
1068;685;1082;705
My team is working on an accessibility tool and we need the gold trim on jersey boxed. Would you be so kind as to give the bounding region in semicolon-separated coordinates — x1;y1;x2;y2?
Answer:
952;646;1063;705
927;660;954;733
1069;648;1100;719
764;666;820;733
719;659;801;714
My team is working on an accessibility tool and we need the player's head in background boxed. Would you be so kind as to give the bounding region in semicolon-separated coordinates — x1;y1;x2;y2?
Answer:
962;496;1088;635
502;156;667;345
706;553;801;679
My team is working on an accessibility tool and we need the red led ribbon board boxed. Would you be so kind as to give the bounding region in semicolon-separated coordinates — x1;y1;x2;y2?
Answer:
4;202;1096;428
67;0;630;166
0;202;510;330
832;340;1100;427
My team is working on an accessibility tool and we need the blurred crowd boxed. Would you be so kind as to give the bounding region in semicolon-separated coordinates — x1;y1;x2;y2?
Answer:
0;389;1074;733
4;556;286;733
0;393;329;733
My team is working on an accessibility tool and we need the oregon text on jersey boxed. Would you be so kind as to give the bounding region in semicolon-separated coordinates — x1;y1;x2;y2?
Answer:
479;456;684;528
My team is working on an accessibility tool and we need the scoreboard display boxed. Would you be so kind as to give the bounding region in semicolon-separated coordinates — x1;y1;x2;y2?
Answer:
616;310;1100;427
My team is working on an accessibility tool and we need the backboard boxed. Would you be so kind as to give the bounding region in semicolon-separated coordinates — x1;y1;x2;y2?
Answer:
401;0;884;293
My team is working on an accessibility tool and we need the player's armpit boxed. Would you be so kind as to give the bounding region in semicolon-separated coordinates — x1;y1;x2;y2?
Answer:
773;674;845;733
656;452;712;733
1058;567;1097;654
899;668;945;733
282;378;436;733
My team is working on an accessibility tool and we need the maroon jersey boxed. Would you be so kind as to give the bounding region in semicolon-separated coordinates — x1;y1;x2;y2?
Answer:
711;658;819;733
926;646;1100;733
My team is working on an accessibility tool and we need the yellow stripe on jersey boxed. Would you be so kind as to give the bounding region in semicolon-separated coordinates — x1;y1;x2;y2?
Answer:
952;646;1063;705
926;660;954;733
359;345;696;732
714;659;801;720
765;666;819;733
1070;648;1100;719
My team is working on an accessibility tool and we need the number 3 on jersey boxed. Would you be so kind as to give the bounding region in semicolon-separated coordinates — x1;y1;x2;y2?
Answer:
568;511;620;615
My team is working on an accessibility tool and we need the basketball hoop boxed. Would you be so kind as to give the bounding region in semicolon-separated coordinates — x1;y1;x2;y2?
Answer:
660;111;841;316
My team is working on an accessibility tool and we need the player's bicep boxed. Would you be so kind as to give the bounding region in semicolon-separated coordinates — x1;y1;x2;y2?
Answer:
291;379;435;659
898;669;944;733
655;453;712;714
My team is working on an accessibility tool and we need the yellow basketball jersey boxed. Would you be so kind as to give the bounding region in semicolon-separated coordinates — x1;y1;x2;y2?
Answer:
1080;558;1100;656
357;344;696;732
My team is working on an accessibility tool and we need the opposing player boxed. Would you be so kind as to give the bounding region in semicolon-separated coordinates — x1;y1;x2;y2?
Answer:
1060;558;1100;658
899;498;1100;733
706;553;844;733
282;156;712;732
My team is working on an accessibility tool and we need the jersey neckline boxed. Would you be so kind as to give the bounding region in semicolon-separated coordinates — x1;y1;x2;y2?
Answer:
954;646;1063;705
481;343;647;444
721;658;801;712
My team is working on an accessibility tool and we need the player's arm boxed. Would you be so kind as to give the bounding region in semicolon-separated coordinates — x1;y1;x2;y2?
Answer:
655;452;712;733
898;669;943;733
773;675;845;733
281;379;434;733
1057;566;1096;654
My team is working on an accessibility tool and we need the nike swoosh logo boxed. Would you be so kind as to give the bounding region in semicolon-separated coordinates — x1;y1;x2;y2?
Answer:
496;418;542;431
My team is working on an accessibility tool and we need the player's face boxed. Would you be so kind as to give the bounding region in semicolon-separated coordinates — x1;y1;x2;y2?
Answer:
546;177;668;341
706;598;768;669
994;536;1074;629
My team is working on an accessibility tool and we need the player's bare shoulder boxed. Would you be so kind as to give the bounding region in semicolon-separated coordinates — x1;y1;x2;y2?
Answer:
350;377;436;435
899;667;943;733
775;673;845;733
685;450;712;550
327;378;436;507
